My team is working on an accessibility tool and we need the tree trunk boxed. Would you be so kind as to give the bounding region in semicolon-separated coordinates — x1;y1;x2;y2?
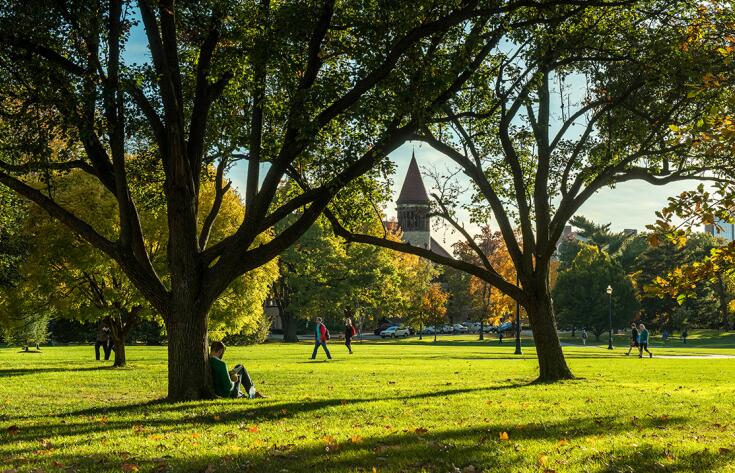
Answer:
112;334;127;367
166;306;213;401
479;321;484;341
525;283;574;382
571;326;575;337
280;309;299;342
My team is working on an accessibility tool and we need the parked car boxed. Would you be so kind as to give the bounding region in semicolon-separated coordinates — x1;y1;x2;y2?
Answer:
380;326;410;338
374;323;398;336
491;321;514;333
482;324;496;333
453;323;469;333
441;324;455;334
464;322;480;333
421;326;436;334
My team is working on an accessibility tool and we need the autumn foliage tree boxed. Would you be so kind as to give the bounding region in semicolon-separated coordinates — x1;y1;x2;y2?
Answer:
421;283;449;342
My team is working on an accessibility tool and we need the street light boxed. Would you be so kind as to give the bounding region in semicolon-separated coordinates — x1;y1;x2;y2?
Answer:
514;274;522;355
606;285;613;350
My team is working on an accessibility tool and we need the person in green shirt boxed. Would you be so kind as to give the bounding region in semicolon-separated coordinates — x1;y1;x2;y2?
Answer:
209;341;265;398
637;323;652;358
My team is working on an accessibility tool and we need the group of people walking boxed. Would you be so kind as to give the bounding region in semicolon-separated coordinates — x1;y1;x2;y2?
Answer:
310;316;357;360
626;323;652;358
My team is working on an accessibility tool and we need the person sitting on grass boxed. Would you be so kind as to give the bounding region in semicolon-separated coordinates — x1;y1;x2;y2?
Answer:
637;324;652;358
209;341;265;399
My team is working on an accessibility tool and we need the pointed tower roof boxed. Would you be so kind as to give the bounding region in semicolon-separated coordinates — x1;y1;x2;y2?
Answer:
397;152;430;204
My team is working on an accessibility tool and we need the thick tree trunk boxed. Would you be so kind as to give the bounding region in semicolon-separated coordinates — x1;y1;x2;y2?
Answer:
280;309;299;343
166;306;213;401
479;321;484;341
525;284;574;382
112;335;127;367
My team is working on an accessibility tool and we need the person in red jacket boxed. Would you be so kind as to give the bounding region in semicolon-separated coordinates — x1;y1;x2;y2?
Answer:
311;317;332;360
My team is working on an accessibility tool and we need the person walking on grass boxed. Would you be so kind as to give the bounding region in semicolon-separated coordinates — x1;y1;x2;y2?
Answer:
638;323;652;358
344;318;356;354
681;328;688;344
581;329;588;346
209;341;265;399
311;317;332;360
626;323;639;356
95;320;112;361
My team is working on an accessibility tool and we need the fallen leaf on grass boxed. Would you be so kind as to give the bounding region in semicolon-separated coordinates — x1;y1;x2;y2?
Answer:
96;416;109;424
350;435;363;444
191;433;201;439
247;426;259;433
40;439;53;449
52;461;64;468
6;425;19;435
558;439;569;446
719;447;731;454
415;427;428;435
212;415;222;421
132;424;145;435
324;440;340;452
121;463;140;472
499;432;509;441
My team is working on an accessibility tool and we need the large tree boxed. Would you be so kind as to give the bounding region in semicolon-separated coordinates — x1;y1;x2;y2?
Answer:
0;170;277;366
329;2;735;381
0;0;529;400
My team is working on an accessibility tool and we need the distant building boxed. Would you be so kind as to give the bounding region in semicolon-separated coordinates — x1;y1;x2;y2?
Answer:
394;152;451;258
705;219;735;242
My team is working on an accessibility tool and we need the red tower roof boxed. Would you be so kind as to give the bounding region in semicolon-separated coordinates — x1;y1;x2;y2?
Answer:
397;152;430;204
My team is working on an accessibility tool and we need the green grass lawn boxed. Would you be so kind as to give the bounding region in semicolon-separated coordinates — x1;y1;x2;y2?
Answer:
2;333;735;472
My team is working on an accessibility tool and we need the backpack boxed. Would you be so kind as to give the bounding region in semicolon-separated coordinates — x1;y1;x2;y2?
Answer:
351;326;357;337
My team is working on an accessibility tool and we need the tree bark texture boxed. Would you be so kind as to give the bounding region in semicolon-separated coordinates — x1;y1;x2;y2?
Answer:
524;283;574;382
281;309;299;343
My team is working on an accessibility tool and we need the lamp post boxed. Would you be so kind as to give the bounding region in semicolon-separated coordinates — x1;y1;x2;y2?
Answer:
514;274;522;355
606;285;613;350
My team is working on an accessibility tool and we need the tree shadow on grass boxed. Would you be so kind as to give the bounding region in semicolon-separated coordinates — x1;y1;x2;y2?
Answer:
3;415;701;473
3;384;530;447
0;366;115;377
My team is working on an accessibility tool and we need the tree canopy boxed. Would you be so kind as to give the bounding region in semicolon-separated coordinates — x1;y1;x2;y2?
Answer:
331;1;735;381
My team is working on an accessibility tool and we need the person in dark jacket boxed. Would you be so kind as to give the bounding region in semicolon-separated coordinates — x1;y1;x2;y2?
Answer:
626;323;639;356
209;341;265;398
344;318;356;354
311;317;332;360
95;321;112;361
